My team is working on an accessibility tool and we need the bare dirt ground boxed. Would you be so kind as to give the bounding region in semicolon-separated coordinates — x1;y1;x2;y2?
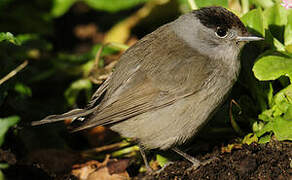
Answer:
136;140;292;180
3;139;291;180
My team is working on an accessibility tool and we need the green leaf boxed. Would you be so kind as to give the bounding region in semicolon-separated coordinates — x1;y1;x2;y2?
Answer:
51;0;78;17
84;0;149;13
0;116;20;147
0;32;21;45
273;38;286;52
253;55;292;81
14;83;32;97
284;11;292;46
284;104;292;120
111;145;139;157
263;3;289;43
263;3;288;27
242;133;258;145
274;85;292;105
0;163;9;169
258;133;272;143
273;101;289;116
64;79;92;106
0;170;4;180
286;44;292;53
267;83;274;107
272;117;292;141
264;29;286;52
90;44;120;57
253;121;265;132
194;0;228;8
250;0;274;9
255;85;292;142
176;0;192;12
16;34;46;46
255;120;273;137
241;8;264;36
156;154;169;167
258;110;273;122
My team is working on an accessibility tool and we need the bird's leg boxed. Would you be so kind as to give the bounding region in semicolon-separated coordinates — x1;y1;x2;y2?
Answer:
139;145;175;174
139;145;153;173
172;147;216;171
172;147;201;168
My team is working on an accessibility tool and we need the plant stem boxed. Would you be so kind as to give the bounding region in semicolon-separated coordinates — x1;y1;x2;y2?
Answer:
187;0;198;10
0;60;28;85
229;99;244;136
241;0;249;14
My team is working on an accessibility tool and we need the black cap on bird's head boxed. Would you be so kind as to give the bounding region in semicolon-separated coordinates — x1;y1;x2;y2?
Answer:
193;6;263;42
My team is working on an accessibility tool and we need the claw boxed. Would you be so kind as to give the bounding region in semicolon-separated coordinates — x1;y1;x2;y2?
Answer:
150;161;174;175
186;156;218;172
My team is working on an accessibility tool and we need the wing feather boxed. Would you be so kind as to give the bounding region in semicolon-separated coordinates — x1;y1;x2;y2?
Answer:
71;54;211;132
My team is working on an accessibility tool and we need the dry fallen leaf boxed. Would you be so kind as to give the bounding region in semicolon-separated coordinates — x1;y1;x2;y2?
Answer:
72;155;130;180
87;165;130;180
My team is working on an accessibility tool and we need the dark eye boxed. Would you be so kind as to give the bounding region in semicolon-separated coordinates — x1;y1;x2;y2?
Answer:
215;27;227;38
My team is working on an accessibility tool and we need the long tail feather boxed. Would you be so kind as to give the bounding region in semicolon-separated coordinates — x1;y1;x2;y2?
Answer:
31;107;99;126
70;122;98;133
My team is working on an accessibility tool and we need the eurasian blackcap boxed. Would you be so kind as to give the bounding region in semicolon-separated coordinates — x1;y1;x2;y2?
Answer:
32;6;263;172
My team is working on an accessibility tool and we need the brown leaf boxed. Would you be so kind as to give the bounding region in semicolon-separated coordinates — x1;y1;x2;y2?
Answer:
107;159;130;175
87;166;129;180
72;156;130;180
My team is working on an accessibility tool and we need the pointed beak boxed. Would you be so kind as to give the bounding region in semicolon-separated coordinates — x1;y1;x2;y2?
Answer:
236;36;264;42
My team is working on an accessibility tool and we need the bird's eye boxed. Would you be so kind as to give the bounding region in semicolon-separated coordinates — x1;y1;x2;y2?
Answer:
215;27;228;38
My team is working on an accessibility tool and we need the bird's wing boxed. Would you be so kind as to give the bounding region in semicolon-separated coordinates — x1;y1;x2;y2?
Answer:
31;24;169;127
71;52;214;132
86;72;112;108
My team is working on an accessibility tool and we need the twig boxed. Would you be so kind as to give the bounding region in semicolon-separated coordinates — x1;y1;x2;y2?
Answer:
229;99;244;136
93;43;126;71
89;43;128;84
81;141;130;157
0;60;28;85
93;45;104;70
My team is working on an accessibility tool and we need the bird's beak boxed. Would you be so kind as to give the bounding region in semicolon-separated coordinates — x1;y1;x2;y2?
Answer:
236;36;264;42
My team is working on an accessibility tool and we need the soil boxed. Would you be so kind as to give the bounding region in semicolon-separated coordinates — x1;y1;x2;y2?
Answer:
3;139;292;180
137;140;292;180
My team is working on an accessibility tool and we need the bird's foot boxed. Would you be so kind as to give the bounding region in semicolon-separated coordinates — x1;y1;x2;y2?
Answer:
145;161;174;175
143;161;174;175
154;161;174;174
186;156;217;172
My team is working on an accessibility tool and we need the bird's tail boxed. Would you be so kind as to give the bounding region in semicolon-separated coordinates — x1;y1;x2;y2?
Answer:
31;106;99;126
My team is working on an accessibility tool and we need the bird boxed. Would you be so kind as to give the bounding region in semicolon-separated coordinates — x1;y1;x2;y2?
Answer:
32;6;263;172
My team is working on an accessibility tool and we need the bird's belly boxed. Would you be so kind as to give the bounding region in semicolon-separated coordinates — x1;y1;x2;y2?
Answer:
111;76;236;150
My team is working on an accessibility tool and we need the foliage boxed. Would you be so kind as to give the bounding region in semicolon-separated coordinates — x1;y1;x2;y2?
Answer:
51;0;150;17
0;32;21;147
0;32;21;45
194;0;228;8
0;116;19;147
241;3;292;142
0;116;19;177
